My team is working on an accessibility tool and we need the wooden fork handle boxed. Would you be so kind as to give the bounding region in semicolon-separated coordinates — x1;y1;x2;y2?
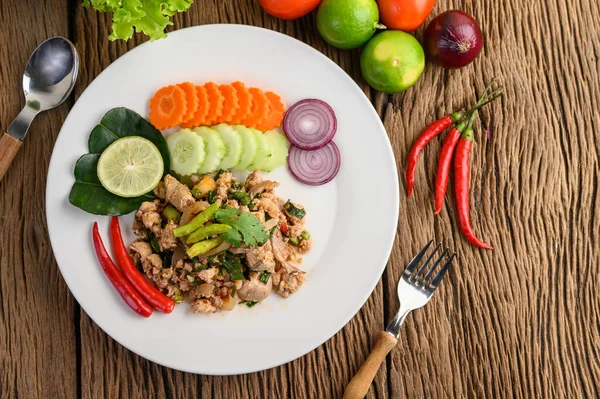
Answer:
0;133;23;182
343;332;398;399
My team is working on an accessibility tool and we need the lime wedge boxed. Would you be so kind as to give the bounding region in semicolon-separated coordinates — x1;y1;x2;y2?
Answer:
97;136;164;198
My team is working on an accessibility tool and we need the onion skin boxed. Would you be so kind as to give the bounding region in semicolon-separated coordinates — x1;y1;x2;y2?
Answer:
424;10;483;69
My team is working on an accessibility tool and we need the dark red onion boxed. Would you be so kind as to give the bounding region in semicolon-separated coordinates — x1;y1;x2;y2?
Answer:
424;10;483;69
287;141;341;186
283;99;337;150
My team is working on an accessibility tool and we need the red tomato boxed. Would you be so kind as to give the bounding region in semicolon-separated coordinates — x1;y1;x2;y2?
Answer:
259;0;322;20
378;0;437;32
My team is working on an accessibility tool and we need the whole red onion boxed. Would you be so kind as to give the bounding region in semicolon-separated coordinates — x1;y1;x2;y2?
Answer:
424;10;484;69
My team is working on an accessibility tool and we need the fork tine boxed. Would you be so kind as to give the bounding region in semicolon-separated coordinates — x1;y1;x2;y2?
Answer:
414;242;441;281
422;247;449;282
403;239;433;276
428;253;455;289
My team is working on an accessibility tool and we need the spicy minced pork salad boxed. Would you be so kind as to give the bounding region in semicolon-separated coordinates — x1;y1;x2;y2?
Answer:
129;170;312;313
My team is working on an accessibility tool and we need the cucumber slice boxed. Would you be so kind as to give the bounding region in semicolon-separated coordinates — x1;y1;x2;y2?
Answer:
166;128;205;176
250;128;272;171
194;127;226;174
234;125;258;171
213;124;243;170
262;129;290;172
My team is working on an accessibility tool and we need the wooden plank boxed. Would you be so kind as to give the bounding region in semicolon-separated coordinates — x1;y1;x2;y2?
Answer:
382;0;600;397
0;1;77;398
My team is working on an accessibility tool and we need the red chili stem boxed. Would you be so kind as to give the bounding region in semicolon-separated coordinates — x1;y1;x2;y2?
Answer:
406;115;453;196
110;217;175;314
92;222;154;317
453;140;493;249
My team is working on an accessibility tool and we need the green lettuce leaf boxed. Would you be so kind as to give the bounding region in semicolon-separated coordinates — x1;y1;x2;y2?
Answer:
83;0;193;42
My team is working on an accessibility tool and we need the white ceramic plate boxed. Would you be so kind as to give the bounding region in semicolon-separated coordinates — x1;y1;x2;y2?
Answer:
46;25;399;375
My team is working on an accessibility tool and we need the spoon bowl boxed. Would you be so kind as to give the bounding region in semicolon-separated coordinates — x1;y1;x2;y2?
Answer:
23;37;78;112
0;36;78;182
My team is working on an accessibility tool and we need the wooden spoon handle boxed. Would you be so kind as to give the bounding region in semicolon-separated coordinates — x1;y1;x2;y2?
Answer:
0;133;23;181
343;332;398;399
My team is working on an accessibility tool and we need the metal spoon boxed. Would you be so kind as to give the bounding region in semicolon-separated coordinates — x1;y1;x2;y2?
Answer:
0;36;78;181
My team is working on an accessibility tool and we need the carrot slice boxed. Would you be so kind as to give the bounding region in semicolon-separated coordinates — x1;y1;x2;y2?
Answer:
177;82;199;124
203;82;224;125
218;84;239;124
180;85;209;128
230;81;252;124
256;91;285;131
242;88;269;129
149;85;187;129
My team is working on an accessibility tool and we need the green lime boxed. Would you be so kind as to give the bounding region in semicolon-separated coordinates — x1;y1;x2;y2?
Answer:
360;31;425;94
97;136;164;198
317;0;382;50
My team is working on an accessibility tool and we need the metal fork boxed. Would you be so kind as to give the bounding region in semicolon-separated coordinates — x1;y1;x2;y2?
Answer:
343;240;455;399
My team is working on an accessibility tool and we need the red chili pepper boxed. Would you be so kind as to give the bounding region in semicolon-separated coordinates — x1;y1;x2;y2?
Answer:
110;217;175;314
433;127;462;214
92;222;153;317
408;80;502;197
280;221;289;236
453;138;493;250
406;115;455;196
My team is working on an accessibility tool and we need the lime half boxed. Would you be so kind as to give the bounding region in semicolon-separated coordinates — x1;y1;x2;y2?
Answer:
97;136;164;198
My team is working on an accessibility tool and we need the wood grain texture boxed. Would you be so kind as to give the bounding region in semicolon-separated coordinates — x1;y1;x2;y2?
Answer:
0;1;77;398
0;0;598;397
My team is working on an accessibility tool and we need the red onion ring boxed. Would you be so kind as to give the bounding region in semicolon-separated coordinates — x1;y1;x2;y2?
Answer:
283;99;337;150
287;141;341;186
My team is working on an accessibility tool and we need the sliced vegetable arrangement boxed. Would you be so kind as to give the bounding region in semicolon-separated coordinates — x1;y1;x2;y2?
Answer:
283;99;341;185
149;81;285;132
166;124;289;176
149;79;341;185
407;80;503;249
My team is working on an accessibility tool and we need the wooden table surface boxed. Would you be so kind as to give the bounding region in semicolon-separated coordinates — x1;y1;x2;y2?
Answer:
1;0;599;398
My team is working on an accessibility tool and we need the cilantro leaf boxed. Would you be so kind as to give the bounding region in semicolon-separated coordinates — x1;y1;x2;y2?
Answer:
216;206;269;247
216;207;240;220
222;228;244;247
